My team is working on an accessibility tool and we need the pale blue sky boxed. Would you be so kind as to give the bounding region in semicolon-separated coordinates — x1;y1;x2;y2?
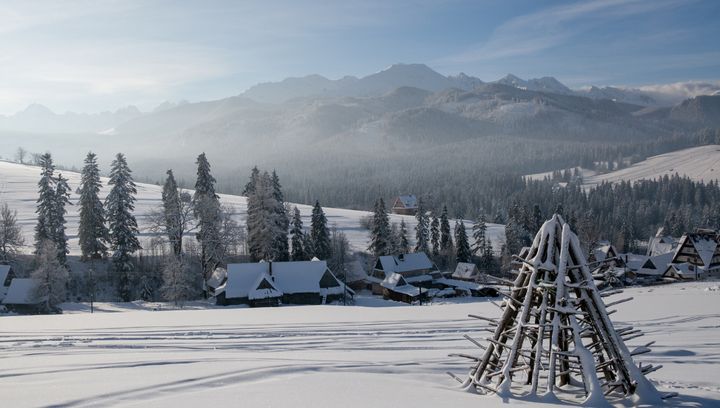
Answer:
0;0;718;114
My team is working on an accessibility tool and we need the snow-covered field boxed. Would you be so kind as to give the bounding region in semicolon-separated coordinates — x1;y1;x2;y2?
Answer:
1;281;719;407
526;145;720;188
0;160;505;255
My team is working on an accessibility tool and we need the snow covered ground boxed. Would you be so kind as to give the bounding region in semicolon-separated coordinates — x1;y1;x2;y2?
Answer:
1;281;719;407
0;160;505;255
526;145;720;188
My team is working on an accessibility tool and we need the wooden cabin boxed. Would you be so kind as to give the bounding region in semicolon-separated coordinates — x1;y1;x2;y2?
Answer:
220;260;354;306
623;252;673;284
663;263;699;281
2;278;45;314
369;252;438;294
670;230;720;277
380;273;427;304
343;260;370;291
391;195;418;215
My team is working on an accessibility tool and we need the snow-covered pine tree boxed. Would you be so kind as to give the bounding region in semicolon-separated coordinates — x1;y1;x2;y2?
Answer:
302;231;314;259
34;153;56;251
455;219;471;263
440;205;452;251
270;170;289;261
246;172;281;262
106;153;141;301
52;173;71;267
192;153;223;280
430;215;440;256
78;152;108;261
160;254;196;307
242;166;260;196
471;214;487;256
0;203;24;264
414;199;429;253
368;198;391;257
399;218;410;254
162;169;184;256
31;239;69;313
290;206;307;261
311;200;331;260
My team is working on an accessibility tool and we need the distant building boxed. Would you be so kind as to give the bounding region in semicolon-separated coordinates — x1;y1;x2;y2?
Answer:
647;228;679;257
218;260;353;307
391;195;418;215
623;252;674;283
343;260;370;291
671;229;720;276
663;263;701;281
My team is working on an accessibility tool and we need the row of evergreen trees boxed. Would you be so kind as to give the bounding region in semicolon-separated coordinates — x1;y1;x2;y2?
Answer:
366;198;497;273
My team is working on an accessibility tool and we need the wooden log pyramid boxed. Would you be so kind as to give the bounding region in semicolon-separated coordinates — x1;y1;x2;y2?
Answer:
450;214;673;405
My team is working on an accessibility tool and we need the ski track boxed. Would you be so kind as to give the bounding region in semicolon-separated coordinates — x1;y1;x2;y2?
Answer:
2;281;720;407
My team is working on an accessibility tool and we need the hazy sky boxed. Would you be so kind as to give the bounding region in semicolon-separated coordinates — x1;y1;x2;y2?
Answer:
1;0;718;114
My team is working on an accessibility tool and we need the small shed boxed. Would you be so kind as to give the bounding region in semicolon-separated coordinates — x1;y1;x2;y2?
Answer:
343;260;370;291
452;262;480;282
206;267;228;296
370;252;438;294
2;278;45;314
391;195;418;215
380;273;426;304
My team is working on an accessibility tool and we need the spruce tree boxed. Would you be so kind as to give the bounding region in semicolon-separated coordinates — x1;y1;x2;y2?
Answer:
270;170;289;261
106;153;141;301
78;152;108;260
246;172;281;261
311;201;331;260
34;153;56;251
242;166;260;196
368;198;391;257
193;153;223;279
162;169;183;256
440;205;452;251
290;206;307;261
430;215;440;256
52;174;71;267
399;218;410;254
455;220;471;263
414;199;429;253
471;214;488;256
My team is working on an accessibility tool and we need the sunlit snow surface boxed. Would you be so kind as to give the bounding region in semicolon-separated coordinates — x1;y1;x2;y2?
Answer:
1;282;719;407
0;160;505;255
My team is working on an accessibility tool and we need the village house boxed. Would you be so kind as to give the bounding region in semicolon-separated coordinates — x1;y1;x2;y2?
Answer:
368;252;439;294
663;263;700;281
623;252;674;284
391;195;418;215
2;278;45;314
380;273;427;304
218;260;353;307
670;229;720;277
589;243;623;266
342;260;370;291
647;228;679;257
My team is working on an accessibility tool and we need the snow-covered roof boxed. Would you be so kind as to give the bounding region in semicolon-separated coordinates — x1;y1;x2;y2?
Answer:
664;263;697;279
0;265;12;286
380;273;424;297
690;234;718;267
647;236;678;257
226;263;282;299
436;277;482;291
247;273;283;301
2;278;42;305
393;195;417;209
206;267;227;290
452;262;478;279
592;244;616;262
226;261;351;298
672;231;719;269
376;253;435;276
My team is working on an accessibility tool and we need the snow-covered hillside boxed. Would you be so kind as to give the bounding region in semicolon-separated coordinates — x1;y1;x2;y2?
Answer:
584;145;720;186
1;281;718;407
526;145;720;187
0;160;504;255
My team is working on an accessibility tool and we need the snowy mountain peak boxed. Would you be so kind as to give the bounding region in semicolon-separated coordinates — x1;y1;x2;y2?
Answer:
19;103;55;116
